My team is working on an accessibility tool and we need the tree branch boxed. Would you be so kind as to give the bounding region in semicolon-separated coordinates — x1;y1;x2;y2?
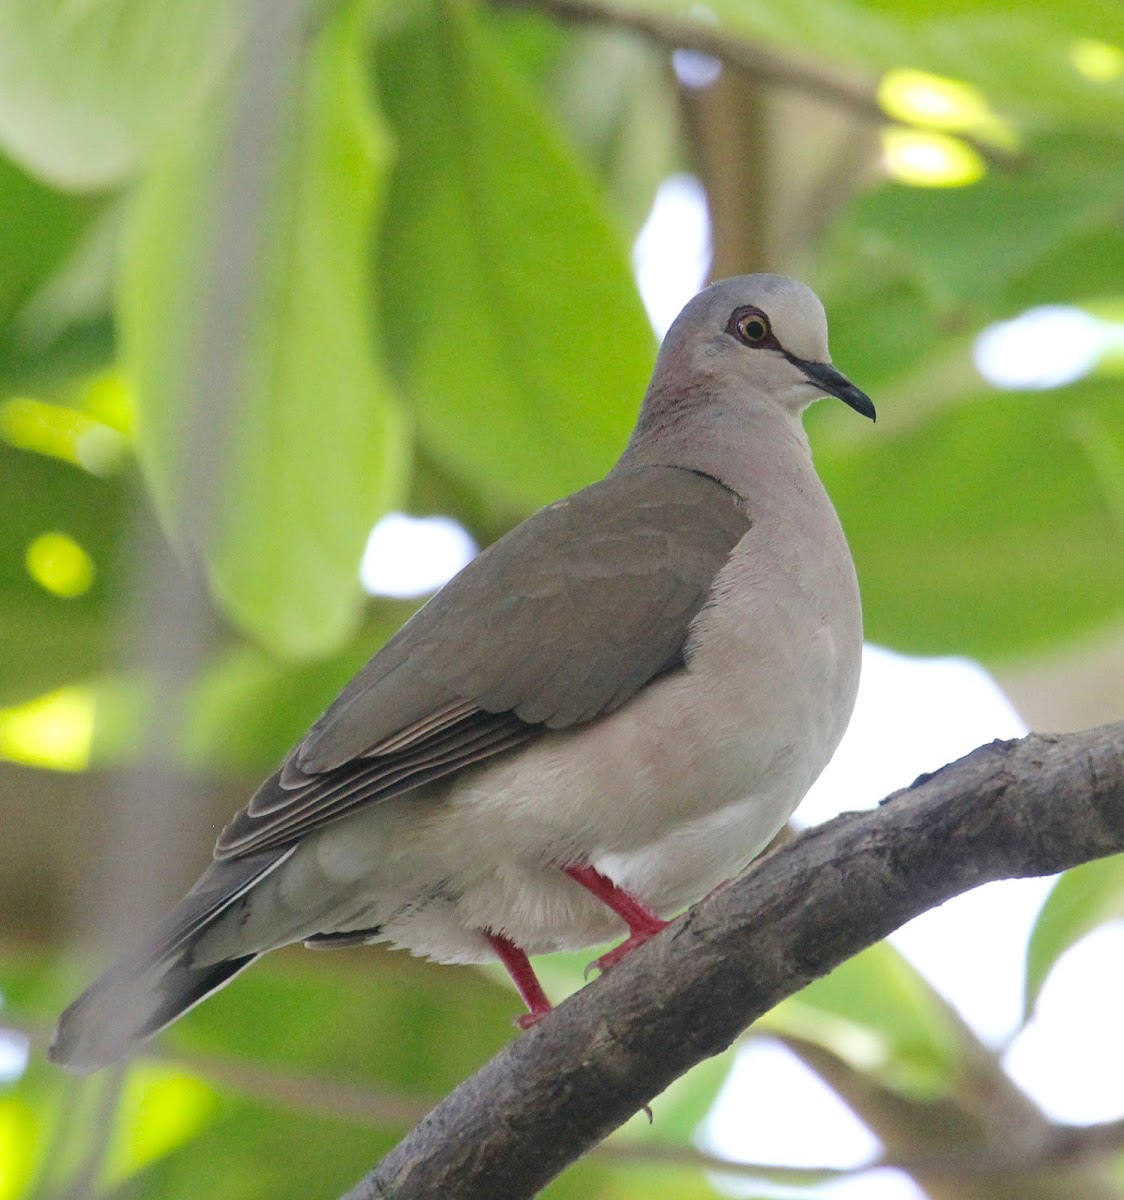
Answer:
342;721;1124;1199
492;0;1018;168
493;0;886;120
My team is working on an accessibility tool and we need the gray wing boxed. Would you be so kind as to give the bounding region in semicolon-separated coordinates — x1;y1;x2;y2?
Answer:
215;466;751;859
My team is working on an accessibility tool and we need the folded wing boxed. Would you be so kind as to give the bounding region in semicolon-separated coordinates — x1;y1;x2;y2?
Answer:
216;466;751;860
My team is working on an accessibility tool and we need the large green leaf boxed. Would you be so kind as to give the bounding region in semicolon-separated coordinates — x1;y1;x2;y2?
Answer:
0;444;126;705
831;133;1124;310
0;0;251;190
121;3;406;658
0;156;115;393
539;1161;624;1200
0;157;95;325
1024;854;1124;1019
484;5;681;239
761;941;967;1097
815;378;1124;660
179;602;416;771
164;949;512;1093
813;266;946;396
0;315;115;400
375;1;655;513
578;1163;732;1200
1000;222;1124;315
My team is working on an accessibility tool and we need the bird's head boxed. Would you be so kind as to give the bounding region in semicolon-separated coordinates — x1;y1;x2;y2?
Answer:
655;274;876;422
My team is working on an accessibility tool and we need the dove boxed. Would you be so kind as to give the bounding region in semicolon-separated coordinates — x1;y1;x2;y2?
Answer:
51;273;874;1072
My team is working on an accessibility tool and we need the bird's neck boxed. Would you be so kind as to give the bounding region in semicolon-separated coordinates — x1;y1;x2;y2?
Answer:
616;385;814;501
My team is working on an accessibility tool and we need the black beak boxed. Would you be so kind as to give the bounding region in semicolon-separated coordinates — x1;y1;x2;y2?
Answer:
786;354;876;421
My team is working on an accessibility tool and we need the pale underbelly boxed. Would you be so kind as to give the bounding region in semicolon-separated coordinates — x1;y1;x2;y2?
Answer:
238;629;854;964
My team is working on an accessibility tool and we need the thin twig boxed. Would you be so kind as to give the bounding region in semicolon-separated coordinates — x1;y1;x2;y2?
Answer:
491;0;1016;167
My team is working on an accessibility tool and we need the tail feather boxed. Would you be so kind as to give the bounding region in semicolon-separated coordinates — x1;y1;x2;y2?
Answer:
49;950;257;1074
50;849;291;1074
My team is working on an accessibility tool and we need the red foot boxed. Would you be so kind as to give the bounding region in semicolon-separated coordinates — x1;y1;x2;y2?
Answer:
591;932;657;974
563;863;669;975
486;931;553;1028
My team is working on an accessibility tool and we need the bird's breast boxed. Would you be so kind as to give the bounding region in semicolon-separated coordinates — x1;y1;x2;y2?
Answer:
688;489;862;767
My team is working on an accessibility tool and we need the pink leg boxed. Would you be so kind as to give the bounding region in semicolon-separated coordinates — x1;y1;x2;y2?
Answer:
563;863;669;973
486;931;553;1029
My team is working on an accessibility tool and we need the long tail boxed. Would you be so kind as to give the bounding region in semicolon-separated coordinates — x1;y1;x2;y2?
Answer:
50;849;291;1074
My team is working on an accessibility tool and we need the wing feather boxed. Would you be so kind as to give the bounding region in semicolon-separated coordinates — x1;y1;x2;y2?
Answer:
214;467;750;860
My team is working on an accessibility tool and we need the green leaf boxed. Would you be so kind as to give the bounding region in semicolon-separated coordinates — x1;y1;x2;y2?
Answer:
1024;854;1124;1018
484;6;680;238
375;0;655;513
537;1161;619;1200
0;156;96;325
0;315;116;400
121;3;407;658
834;133;1124;310
817;377;1124;660
762;942;965;1097
1000;221;1124;314
0;1094;40;1200
580;1162;733;1200
814;268;945;395
0;1059;69;1200
180;603;416;771
625;1053;734;1147
0;156;116;394
155;952;519;1126
0;444;126;705
103;1064;219;1190
0;0;251;189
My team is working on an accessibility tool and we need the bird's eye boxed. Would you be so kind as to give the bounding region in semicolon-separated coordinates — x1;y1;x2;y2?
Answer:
735;312;769;344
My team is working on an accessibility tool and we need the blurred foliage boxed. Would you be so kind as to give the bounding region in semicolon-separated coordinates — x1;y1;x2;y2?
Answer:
1025;856;1124;1017
123;0;405;657
0;0;1122;1196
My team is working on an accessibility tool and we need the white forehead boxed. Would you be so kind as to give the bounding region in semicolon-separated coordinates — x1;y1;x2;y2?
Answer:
669;274;831;362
